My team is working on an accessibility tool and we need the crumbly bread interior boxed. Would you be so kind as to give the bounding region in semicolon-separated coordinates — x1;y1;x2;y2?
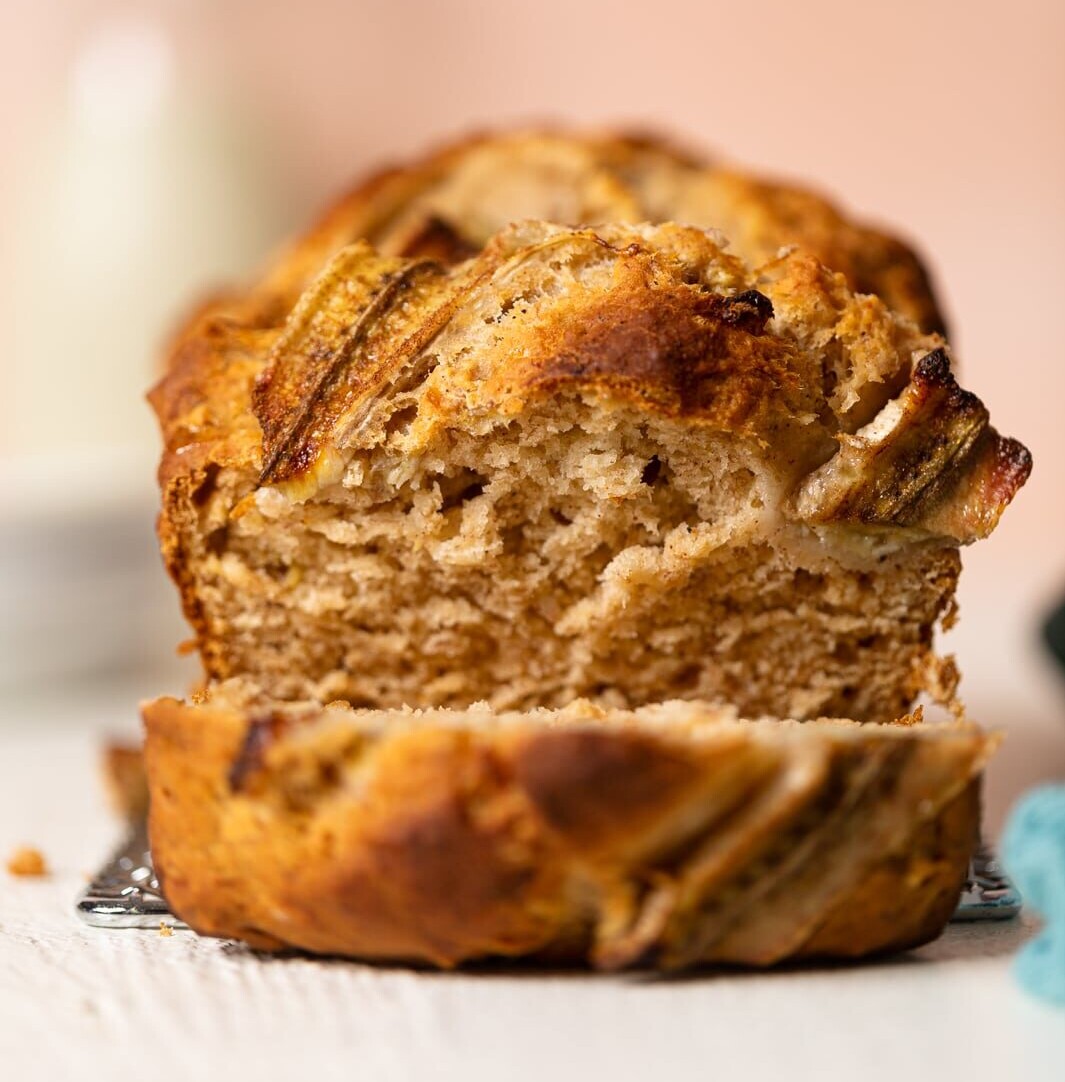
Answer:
204;396;960;720
154;220;1031;720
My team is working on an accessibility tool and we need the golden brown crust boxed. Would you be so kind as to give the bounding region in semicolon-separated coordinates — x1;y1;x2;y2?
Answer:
253;246;433;484
799;781;979;958
699;167;947;336
248;129;947;334
241;221;1022;533
147;313;272;676
251;230;817;492
148;127;954;524
144;690;991;969
518;285;789;424
795;348;1032;541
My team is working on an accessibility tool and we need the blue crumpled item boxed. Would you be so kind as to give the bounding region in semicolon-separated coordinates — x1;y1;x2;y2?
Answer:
1002;784;1065;1006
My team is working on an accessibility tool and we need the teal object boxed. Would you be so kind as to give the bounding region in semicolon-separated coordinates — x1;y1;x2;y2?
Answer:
1002;785;1065;1006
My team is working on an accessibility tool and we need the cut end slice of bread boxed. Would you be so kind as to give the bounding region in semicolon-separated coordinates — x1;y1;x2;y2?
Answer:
151;219;1028;720
143;682;993;970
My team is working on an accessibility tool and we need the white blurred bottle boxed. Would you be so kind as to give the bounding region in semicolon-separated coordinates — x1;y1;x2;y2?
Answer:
0;12;287;690
8;11;286;461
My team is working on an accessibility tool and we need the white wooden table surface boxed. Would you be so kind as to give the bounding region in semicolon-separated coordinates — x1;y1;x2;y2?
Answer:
2;658;1063;1082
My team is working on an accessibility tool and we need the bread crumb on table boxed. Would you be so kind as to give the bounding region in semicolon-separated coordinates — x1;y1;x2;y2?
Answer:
7;846;48;877
158;922;174;937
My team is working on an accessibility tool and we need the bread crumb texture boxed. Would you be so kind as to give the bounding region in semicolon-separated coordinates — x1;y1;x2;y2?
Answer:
7;846;48;878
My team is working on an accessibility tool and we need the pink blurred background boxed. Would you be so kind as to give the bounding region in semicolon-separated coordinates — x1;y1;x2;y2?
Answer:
0;0;1061;817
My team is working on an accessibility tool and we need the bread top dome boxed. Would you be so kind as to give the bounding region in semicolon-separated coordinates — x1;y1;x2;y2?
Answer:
156;216;1027;545
247;129;948;336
